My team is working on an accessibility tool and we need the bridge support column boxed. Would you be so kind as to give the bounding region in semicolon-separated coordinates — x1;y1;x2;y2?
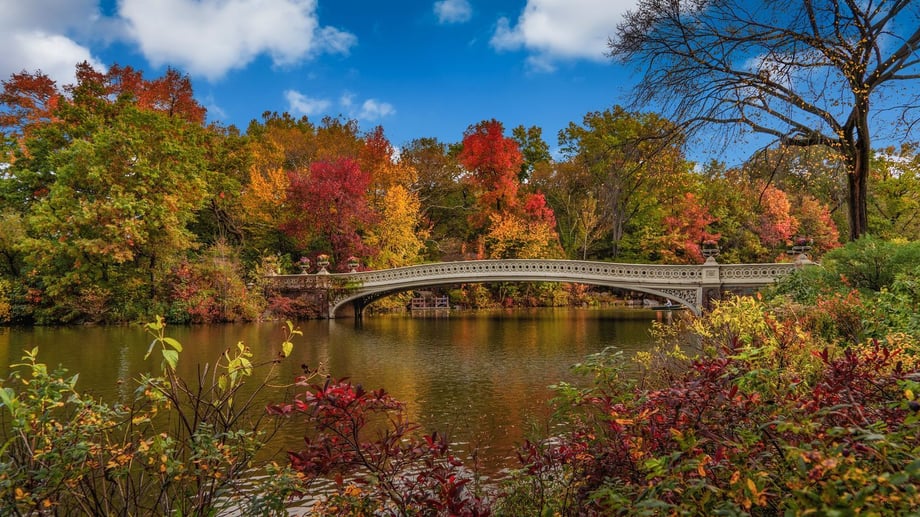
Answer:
700;257;723;311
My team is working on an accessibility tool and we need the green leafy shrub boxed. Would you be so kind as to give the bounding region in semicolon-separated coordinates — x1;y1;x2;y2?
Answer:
820;235;920;292
0;318;306;515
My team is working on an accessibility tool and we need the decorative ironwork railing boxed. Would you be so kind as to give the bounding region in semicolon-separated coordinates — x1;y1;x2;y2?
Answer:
270;259;799;286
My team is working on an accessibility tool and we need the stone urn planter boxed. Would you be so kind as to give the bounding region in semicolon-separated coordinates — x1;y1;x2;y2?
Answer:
298;257;311;274
316;254;330;274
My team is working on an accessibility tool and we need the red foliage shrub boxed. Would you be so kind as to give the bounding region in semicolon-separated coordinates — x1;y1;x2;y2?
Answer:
269;379;490;515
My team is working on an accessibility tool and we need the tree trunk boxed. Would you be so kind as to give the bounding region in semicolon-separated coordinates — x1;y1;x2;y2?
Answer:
847;108;872;240
847;163;869;240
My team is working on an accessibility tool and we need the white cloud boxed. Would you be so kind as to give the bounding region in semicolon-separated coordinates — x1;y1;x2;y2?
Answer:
340;93;396;121
118;0;357;81
434;0;472;24
1;0;101;34
4;31;106;85
285;90;331;116
285;90;394;121
0;1;108;85
358;99;396;121
491;0;635;69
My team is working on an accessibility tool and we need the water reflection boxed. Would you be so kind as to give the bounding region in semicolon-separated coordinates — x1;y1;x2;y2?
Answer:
0;308;657;473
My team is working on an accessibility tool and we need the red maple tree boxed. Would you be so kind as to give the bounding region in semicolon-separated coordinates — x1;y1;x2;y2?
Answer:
282;158;376;265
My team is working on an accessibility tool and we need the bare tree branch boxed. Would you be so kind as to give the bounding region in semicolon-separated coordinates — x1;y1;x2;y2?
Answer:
609;0;920;239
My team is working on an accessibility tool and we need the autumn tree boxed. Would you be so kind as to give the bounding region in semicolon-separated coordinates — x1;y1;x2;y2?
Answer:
484;191;563;259
558;106;689;259
361;126;416;197
756;184;798;252
484;211;562;260
400;137;469;258
314;116;364;162
868;144;920;240
792;193;841;255
741;146;849;238
653;192;720;264
458;119;523;225
241;113;369;257
459;120;563;259
610;0;920;239
365;185;430;268
17;103;210;322
246;112;319;171
0;63;213;322
0;71;59;141
282;158;375;265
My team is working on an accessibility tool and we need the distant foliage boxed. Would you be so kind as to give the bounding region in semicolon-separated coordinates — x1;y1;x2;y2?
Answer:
164;241;265;324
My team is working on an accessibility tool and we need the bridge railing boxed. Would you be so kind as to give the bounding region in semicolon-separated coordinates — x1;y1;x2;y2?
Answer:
718;263;798;283
266;259;800;289
333;259;707;286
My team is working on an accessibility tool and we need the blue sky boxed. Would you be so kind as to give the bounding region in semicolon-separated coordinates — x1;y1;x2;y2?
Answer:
0;0;644;155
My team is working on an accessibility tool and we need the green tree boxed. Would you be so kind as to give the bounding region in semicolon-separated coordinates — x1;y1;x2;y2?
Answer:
610;0;920;240
512;124;551;182
16;102;210;322
559;106;689;259
401;137;470;258
869;144;920;240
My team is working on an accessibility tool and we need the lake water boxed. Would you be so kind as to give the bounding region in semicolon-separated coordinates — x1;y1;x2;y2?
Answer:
0;307;658;477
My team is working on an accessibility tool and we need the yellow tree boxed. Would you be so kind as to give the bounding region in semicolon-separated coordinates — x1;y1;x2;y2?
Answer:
241;153;289;227
479;190;563;261
365;185;430;268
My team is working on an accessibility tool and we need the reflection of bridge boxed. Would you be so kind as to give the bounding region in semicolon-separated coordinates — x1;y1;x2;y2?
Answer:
267;258;807;318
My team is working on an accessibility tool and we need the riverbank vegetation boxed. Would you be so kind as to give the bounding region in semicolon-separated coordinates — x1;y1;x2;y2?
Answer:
494;237;920;515
11;61;920;324
1;237;917;515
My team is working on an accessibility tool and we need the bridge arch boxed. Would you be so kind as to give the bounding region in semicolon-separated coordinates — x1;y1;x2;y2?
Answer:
330;278;700;318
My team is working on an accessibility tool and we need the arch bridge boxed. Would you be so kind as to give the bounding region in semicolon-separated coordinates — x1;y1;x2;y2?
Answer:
267;258;807;319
